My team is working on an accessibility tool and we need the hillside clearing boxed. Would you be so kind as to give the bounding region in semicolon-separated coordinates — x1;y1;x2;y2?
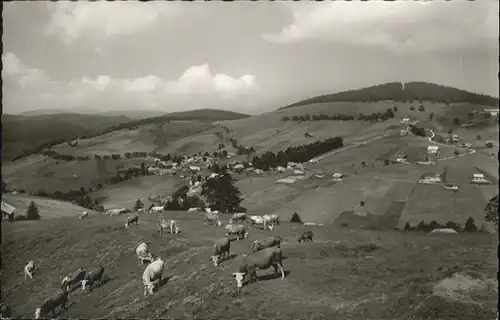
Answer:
2;212;497;319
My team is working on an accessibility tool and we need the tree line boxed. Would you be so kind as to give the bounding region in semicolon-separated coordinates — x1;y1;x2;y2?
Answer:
251;137;343;171
281;108;395;123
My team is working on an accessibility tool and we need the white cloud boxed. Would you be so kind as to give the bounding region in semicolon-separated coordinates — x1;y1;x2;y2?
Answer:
2;53;256;112
45;2;181;44
263;1;498;52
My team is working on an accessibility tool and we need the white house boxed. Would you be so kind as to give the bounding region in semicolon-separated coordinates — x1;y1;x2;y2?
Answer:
400;118;410;124
427;146;439;154
1;201;16;220
444;184;459;191
471;173;490;184
400;129;408;136
395;154;408;163
484;108;499;116
418;173;441;184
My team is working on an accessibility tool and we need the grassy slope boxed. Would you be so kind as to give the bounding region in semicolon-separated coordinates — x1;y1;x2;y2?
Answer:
2;194;92;219
2;212;497;319
2;113;131;161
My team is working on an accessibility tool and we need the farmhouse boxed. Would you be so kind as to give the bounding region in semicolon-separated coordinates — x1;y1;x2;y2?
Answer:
427;146;439;154
400;129;408;136
418;173;442;184
395;154;408;163
484;108;499;116
1;201;16;221
444;184;459;191
471;173;490;184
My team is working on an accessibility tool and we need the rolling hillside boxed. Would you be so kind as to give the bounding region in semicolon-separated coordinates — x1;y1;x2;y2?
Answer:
281;81;499;110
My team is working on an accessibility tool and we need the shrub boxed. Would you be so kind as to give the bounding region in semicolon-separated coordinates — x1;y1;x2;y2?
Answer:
464;217;478;232
26;201;41;220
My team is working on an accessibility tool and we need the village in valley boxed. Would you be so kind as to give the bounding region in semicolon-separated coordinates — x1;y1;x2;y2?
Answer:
1;2;499;320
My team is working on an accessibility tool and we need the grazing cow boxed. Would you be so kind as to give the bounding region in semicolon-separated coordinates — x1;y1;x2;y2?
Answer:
136;242;155;266
125;213;139;228
0;304;12;320
187;207;199;212
137;208;145;213
204;213;222;227
250;236;283;252
263;214;280;230
79;211;89;219
142;258;165;296
229;212;247;224
225;224;248;240
249;215;267;229
106;208;128;216
211;237;231;267
34;288;69;319
158;219;179;234
298;231;314;243
81;266;105;292
24;260;35;280
232;247;285;289
149;206;165;214
61;268;87;291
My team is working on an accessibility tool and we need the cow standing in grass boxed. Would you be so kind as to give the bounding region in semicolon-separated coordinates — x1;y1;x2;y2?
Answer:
263;214;280;230
79;211;89;219
142;258;165;296
229;213;247;224
0;304;12;320
24;260;35;280
204;213;222;227
81;266;105;292
225;224;248;240
249;215;267;230
34;288;69;319
125;213;139;228
61;268;87;291
136;242;155;266
232;247;285;289
159;219;180;234
211;237;231;267
298;231;314;243
250;236;282;252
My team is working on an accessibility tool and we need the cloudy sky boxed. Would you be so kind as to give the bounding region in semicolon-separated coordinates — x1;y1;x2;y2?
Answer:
2;1;498;115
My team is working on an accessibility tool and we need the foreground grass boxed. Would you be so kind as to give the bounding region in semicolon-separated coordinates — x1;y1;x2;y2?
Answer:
2;212;497;319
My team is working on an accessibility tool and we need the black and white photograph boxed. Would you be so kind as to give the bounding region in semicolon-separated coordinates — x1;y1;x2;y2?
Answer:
1;1;499;319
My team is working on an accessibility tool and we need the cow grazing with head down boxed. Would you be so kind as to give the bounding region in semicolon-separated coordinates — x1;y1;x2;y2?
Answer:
125;213;139;228
159;219;179;234
81;266;105;292
298;231;314;243
225;224;248;240
232;247;285;289
204;213;222;227
61;268;87;291
34;288;69;319
229;212;247;224
250;236;282;252
24;260;35;280
136;242;155;266
211;237;231;267
142;258;165;296
79;211;89;219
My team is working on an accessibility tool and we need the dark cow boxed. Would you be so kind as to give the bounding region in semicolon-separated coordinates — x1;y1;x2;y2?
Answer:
250;236;282;252
34;288;69;319
297;231;313;243
211;237;231;267
125;213;139;228
0;304;12;320
81;266;105;292
61;268;86;291
232;247;285;288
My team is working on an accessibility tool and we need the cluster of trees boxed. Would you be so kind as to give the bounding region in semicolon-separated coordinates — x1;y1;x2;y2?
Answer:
34;187;104;212
281;81;499;110
251;137;343;171
409;124;426;137
281;108;395;123
14;201;41;221
41;150;91;161
163;168;246;214
403;217;481;233
484;194;498;226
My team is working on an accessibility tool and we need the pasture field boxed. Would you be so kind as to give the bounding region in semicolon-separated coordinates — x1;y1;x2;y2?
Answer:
3;155;152;193
51;121;216;157
2;211;497;320
90;175;186;209
1;194;92;219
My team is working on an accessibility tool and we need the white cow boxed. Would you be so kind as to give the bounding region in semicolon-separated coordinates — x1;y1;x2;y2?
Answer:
225;224;248;240
249;215;268;229
187;207;200;212
204;213;222;227
158;219;180;234
142;258;165;295
263;214;280;230
149;206;165;214
106;208;128;216
136;242;154;266
79;211;88;219
24;260;35;280
229;212;247;224
124;213;139;228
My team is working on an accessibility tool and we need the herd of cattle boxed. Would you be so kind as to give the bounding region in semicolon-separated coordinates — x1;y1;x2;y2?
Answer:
1;209;315;319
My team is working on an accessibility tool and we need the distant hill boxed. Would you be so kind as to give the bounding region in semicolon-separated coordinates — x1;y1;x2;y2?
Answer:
2;113;131;161
280;82;499;110
163;109;250;121
19;108;166;120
